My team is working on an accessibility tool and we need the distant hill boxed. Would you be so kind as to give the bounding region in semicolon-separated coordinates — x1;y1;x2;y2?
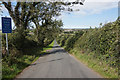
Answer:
63;28;89;32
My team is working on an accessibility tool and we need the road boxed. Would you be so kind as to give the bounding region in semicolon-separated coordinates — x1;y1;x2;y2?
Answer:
16;40;102;78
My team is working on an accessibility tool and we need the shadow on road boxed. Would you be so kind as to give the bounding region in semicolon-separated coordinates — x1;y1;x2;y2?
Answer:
39;45;66;57
52;45;61;48
49;49;66;54
30;58;64;66
30;45;66;66
30;43;67;66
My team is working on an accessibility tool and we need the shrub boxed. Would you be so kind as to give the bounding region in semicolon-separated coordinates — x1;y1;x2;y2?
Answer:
65;31;84;51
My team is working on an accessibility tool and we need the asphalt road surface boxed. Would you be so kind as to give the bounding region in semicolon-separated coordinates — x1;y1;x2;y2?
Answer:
16;40;102;78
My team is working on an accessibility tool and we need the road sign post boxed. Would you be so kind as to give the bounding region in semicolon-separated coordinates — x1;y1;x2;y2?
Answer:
2;17;12;55
6;33;9;55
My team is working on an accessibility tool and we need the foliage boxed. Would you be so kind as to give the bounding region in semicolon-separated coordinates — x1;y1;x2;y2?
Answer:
56;18;120;78
1;1;84;55
1;1;85;79
70;49;118;78
56;34;71;47
1;2;64;55
74;20;119;67
65;30;84;51
57;30;84;50
2;35;54;80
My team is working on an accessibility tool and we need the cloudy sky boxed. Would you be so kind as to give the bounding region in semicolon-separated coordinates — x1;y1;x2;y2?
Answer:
0;0;120;29
61;0;119;29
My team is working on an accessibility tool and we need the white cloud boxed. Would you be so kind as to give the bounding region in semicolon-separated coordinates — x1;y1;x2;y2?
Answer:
0;0;118;29
1;1;119;17
59;0;119;2
85;0;119;2
0;5;10;17
69;1;118;15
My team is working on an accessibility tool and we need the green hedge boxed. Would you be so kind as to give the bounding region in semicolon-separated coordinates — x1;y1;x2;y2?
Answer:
57;18;120;68
65;31;84;51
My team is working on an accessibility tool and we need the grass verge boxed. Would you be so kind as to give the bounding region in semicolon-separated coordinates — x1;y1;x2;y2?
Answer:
0;31;2;35
32;41;54;63
70;49;118;78
2;40;54;80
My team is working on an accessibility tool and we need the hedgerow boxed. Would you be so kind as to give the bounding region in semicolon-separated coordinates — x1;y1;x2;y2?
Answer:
56;18;120;72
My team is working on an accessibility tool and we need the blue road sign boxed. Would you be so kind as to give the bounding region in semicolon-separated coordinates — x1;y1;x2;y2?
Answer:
2;17;12;33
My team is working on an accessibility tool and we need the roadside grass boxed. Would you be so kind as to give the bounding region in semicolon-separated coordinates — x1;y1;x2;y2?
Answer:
43;40;54;51
70;49;118;78
2;40;54;80
32;41;54;63
0;31;2;34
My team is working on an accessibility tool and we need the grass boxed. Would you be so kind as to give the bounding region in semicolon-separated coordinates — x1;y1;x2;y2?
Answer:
70;49;118;78
2;40;54;80
32;41;54;63
0;31;2;35
43;40;54;51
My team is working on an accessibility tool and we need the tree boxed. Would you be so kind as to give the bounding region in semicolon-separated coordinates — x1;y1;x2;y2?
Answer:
1;1;84;47
30;2;63;46
99;23;102;28
1;2;43;45
1;0;84;31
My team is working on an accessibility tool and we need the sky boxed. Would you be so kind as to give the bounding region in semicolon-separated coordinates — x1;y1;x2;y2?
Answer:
0;0;120;29
60;0;119;29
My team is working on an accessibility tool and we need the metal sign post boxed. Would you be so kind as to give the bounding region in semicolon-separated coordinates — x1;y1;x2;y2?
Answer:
6;33;9;55
2;17;12;55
